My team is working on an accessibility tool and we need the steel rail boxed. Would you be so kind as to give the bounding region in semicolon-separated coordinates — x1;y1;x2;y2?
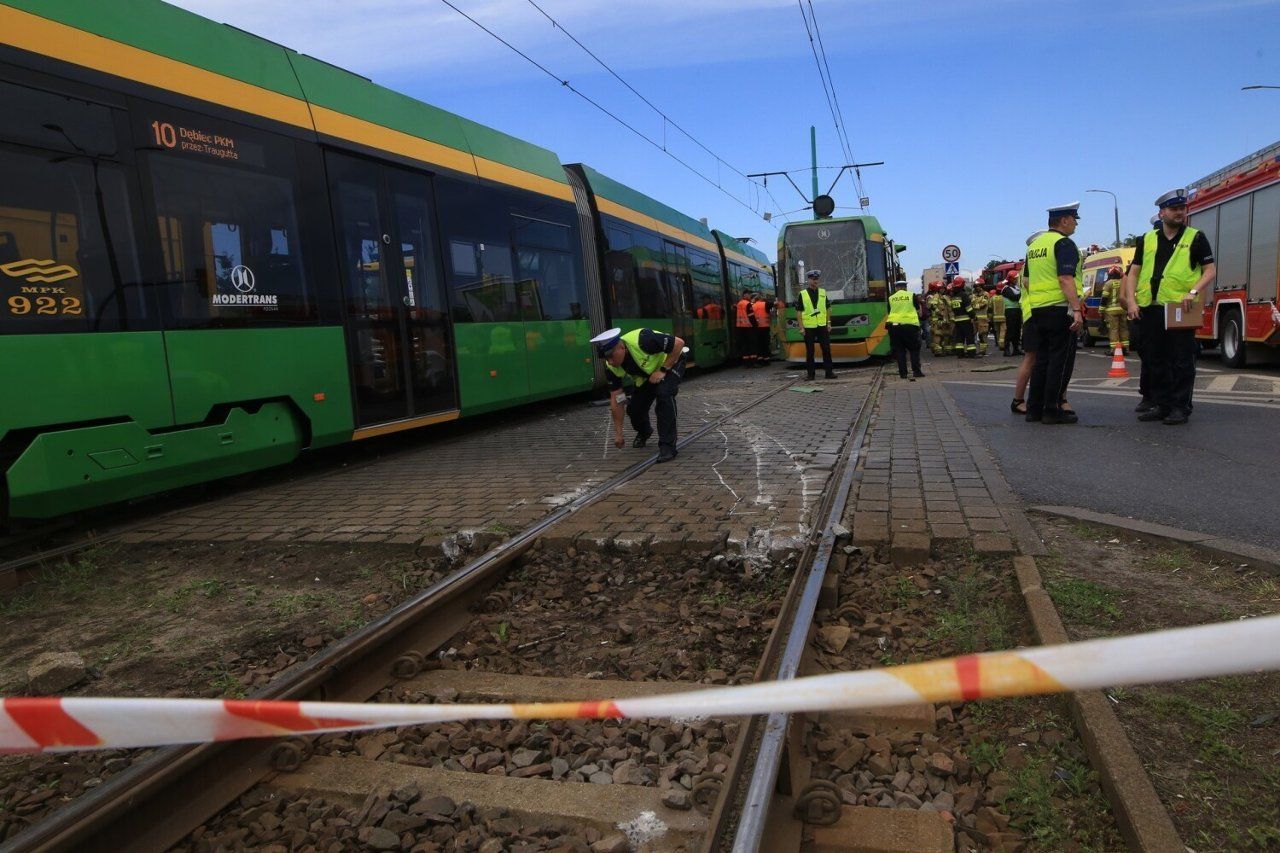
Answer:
729;370;879;852
4;377;798;853
696;368;882;853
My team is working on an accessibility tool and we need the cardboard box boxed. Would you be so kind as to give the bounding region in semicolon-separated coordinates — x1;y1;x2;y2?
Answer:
1164;298;1205;329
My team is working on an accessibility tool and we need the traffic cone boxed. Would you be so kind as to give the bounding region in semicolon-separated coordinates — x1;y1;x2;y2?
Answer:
1107;345;1129;378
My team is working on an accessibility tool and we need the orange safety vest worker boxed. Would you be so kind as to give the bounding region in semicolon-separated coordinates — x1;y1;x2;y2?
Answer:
735;297;752;328
751;298;769;325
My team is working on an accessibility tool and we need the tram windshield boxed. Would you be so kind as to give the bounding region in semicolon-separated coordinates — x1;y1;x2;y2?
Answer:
782;220;869;303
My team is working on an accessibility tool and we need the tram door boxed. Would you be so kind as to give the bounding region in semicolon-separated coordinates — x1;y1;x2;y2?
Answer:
327;153;456;426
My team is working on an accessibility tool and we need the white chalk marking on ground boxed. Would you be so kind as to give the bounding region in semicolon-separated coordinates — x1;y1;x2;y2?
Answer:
941;380;1280;409
711;429;742;515
618;810;668;845
1206;374;1237;393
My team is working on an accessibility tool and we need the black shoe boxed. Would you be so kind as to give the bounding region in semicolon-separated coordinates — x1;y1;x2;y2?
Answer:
824;372;837;379
1042;411;1078;425
806;374;816;381
899;372;909;379
913;372;926;378
1134;398;1154;413
1162;409;1189;425
656;447;677;463
632;432;651;448
1025;412;1042;423
1137;407;1169;422
908;375;917;382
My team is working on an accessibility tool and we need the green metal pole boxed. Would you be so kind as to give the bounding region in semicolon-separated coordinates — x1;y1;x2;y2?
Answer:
810;125;818;201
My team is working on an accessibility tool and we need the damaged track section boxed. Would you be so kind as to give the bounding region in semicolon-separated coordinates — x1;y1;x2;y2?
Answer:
5;377;824;853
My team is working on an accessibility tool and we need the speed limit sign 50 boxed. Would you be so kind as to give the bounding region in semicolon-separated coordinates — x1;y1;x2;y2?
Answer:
942;244;961;263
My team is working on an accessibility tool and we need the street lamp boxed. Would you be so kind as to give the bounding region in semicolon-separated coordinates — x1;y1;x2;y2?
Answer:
1087;189;1120;246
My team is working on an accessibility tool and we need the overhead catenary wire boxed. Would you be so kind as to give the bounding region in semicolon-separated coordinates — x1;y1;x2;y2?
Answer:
438;0;775;226
797;0;866;208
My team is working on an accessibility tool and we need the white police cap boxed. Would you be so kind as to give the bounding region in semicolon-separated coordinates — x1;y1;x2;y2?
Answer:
1047;201;1081;219
590;327;622;356
1150;214;1160;227
1155;188;1188;208
1025;229;1047;246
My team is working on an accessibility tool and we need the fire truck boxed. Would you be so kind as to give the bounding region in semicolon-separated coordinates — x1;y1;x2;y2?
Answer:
1188;140;1280;367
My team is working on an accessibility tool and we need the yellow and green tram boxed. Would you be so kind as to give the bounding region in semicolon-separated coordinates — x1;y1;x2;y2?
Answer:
776;215;906;363
0;0;776;521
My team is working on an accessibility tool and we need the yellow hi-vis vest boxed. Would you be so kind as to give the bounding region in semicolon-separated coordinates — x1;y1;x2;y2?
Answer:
1024;230;1081;311
886;290;919;326
1135;226;1201;307
800;287;829;328
604;329;665;387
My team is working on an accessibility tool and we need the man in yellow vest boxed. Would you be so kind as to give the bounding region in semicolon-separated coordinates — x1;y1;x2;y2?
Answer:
1024;203;1085;424
1123;189;1216;425
886;279;925;380
592;327;687;462
796;269;836;380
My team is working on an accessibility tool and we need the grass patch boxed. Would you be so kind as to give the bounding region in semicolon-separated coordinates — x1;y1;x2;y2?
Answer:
1144;548;1192;572
925;572;1015;654
269;590;340;619
1046;577;1123;626
155;579;232;614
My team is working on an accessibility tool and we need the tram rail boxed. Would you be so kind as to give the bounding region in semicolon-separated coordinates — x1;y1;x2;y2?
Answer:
4;375;813;853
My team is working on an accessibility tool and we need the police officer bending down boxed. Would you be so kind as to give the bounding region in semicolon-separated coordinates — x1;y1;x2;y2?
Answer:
592;327;686;463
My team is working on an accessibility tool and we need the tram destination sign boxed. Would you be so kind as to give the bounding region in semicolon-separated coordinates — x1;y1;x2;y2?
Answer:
942;244;961;263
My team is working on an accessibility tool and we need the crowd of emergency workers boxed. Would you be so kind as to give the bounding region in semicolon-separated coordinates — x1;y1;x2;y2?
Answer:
907;190;1216;425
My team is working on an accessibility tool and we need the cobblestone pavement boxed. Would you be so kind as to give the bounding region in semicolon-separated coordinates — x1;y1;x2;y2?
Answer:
847;350;1040;559
550;372;874;556
123;367;868;549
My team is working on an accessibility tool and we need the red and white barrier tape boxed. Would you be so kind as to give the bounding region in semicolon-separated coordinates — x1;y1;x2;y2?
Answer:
4;615;1277;753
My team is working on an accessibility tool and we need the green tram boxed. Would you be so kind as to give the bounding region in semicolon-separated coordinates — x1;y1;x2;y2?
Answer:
0;0;776;521
776;214;906;363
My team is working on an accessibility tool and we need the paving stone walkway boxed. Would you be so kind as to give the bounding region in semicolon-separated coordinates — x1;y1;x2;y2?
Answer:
123;368;865;550
847;360;1041;559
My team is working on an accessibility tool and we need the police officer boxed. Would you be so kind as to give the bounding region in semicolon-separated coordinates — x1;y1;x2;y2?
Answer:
796;269;836;380
1124;189;1216;425
1025;204;1084;424
1101;265;1129;353
592;327;686;462
887;279;925;380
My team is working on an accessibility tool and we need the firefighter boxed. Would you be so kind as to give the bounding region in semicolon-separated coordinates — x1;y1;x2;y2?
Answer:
949;277;976;357
735;291;755;365
971;285;991;356
887;279;925;380
927;283;951;356
1001;272;1022;356
1025;203;1084;425
1124;189;1216;425
750;291;772;363
796;269;836;380
1101;265;1129;352
592;327;686;463
991;287;1006;353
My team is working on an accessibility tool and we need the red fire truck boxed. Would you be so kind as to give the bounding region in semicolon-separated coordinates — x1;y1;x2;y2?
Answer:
1188;140;1280;367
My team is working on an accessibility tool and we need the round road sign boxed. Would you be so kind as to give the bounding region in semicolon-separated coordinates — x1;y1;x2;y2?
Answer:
942;244;961;263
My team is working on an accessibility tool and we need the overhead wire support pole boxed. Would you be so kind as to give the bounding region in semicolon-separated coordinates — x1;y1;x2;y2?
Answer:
747;170;812;205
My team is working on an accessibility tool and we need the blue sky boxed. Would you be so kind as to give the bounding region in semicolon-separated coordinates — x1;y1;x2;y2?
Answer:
170;0;1279;281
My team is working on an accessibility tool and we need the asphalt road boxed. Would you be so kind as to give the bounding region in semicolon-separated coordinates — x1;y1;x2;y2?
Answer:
938;346;1280;553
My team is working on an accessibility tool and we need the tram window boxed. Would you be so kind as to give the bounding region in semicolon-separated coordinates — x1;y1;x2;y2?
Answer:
0;80;116;159
688;248;722;318
448;238;519;323
147;152;314;326
605;226;669;318
0;146;145;333
512;214;572;252
516;247;582;320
